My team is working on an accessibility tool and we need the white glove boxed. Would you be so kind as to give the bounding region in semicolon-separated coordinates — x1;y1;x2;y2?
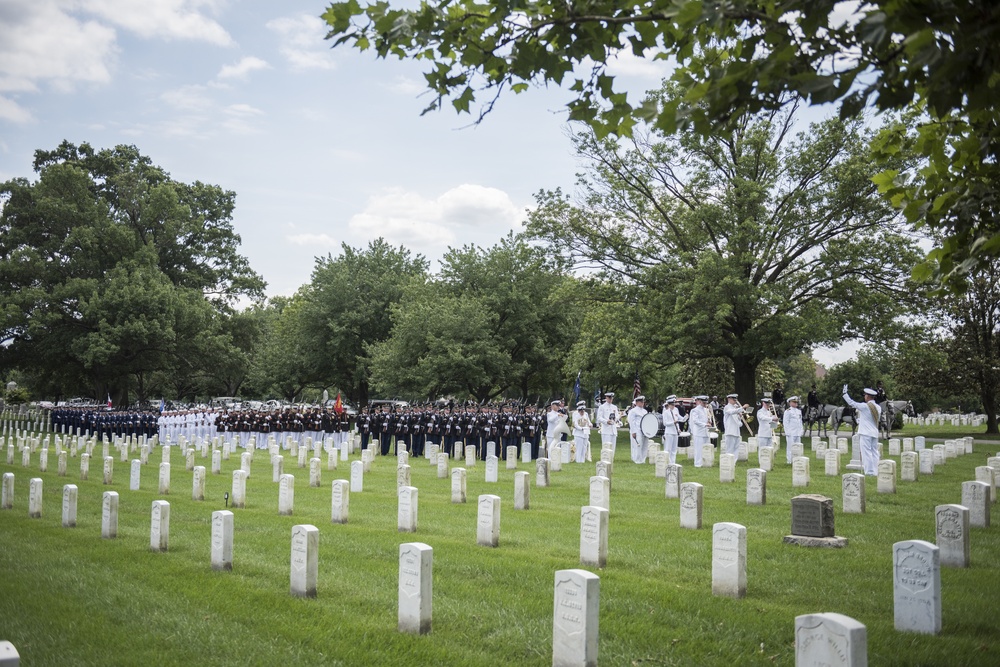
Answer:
842;384;849;394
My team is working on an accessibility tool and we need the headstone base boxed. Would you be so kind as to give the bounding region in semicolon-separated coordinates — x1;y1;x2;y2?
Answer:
783;535;848;548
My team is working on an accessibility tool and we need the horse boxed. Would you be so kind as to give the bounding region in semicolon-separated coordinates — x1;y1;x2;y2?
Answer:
829;404;857;435
803;404;832;437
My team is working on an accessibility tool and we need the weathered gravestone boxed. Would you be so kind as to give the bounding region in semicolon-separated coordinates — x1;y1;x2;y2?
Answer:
102;491;118;539
397;464;411;489
919;449;935;475
130;459;141;491
398;542;433;634
507;446;518;469
536;458;550;487
842;474;866;514
974;466;996;503
901;452;919;482
486;455;498;483
665;464;682;499
550;446;562;472
212;450;221;475
272;455;284;483
580;506;609;568
552;569;599;667
150;500;170;552
794;613;867;667
679;482;703;529
1;472;12;510
192;465;206;501
330;479;349;524
350;460;364;492
719;453;735;483
589;476;610;512
893;539;941;635
961;481;990;528
437;453;449;479
62;484;78;528
712;522;747;599
784;494;847;547
451;468;467;504
758;446;773;472
278;474;295;516
514;471;530;510
211;510;234;571
935;504;970;568
398;486;418;533
792;456;810;488
28;478;42;518
231;469;247;508
477;494;500;547
747;468;766;506
825;449;841;476
290;524;319;598
878;460;897;494
103;456;113;485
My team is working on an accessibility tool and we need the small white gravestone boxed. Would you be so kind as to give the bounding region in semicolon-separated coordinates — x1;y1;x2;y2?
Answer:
451;468;467;504
437;452;449;479
398;450;409;467
485;455;498;483
580;505;609;568
39;448;48;472
150;500;170;552
712;522;747;598
1;472;12;510
825;449;841;476
398;542;433;634
476;494;501;547
130;459;141;491
102;491;118;539
351;460;364;492
654;451;668;478
902;437;913;451
185;448;195;472
595;460;612;487
506;446;518;469
888;438;900;456
701;443;714;468
792;456;810;487
211;450;221;475
28;478;42;518
5;444;13;466
550;446;562;472
232;469;247;508
361;449;373;473
758;446;773;472
842;473;866;514
790;441;804;459
915;435;926;450
877;460;897;494
935;504;970;568
102;442;110;460
309;458;321;488
486;441;496;459
794;612;867;667
679;482;703;529
719;453;735;483
901;452;919;482
103;456;113;485
975;466;996;503
278;474;295;516
918;449;935;475
600;448;614;464
646;442;659;465
465;445;477;467
562;441;572;464
192;465;206;501
736;441;748;462
426;444;437;462
327;449;338;471
961;481;990;527
140;444;149;465
62;484;78;528
397;464;411;489
746;468;766;506
815;443;827;461
589;475;610;511
665;464;682;499
290;524;319;598
552;569;599;667
944;440;957;459
536;458;550;487
272;455;284;483
290;439;299;459
330;479;350;524
893;539;941;635
398;485;418;533
161;444;171;464
514;471;530;510
241;451;252;478
932;444;946;465
158;462;171;494
211;510;234;571
837;437;849;453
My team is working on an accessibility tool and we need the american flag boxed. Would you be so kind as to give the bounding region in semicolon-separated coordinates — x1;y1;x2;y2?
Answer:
632;371;641;401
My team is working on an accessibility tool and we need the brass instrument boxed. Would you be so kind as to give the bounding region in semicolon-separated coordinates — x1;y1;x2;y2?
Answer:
740;403;755;436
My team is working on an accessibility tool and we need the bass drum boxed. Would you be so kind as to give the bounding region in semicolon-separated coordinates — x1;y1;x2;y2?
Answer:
640;412;664;438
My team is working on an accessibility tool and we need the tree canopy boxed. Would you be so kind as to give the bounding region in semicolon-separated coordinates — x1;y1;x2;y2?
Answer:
0;141;265;403
322;0;1000;289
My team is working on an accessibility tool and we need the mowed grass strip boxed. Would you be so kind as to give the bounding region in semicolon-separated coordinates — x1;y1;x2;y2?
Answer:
0;433;998;666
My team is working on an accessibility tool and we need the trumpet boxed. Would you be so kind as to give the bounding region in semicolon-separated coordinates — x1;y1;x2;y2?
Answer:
740;403;755;436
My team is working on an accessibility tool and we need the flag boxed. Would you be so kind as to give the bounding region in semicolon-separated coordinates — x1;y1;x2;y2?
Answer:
106;394;112;408
333;392;343;414
632;371;641;401
573;371;582;405
159;398;165;413
594;383;601;405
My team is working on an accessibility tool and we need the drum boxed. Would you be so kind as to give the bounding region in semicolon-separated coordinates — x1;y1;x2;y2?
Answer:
676;431;691;447
640;412;664;438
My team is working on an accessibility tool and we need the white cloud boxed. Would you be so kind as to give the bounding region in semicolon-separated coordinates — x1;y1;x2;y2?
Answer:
387;76;424;96
161;84;212;110
218;56;270;80
298;185;525;258
266;14;336;71
0;95;35;124
80;0;232;45
0;1;117;94
220;103;265;133
604;47;674;80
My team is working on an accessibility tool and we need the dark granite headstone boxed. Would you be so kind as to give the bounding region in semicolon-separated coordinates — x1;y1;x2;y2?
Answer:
791;494;835;538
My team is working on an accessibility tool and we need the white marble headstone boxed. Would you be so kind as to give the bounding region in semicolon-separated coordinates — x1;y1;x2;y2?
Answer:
842;473;865;514
712;522;746;598
935;504;970;568
746;468;766;506
278;474;295;516
28;477;42;518
679;482;703;529
794;612;867;667
62;484;78;527
290;524;319;598
150;500;170;552
211;510;234;571
102;491;118;539
893;539;940;635
665;464;682;499
351;460;364;492
451;468;467;504
330;479;349;524
192;465;206;501
536;458;550;487
476;494;500;547
552;569;599;667
398;542;432;634
514;471;530;510
961;481;990;528
580;505;609;568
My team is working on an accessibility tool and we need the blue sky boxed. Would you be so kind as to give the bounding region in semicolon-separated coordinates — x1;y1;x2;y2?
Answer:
0;0;856;365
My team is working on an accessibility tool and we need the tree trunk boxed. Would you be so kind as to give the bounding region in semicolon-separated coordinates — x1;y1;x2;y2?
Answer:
983;387;999;435
732;355;759;406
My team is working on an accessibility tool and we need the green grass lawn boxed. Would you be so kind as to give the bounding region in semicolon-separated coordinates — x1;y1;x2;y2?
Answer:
2;433;999;666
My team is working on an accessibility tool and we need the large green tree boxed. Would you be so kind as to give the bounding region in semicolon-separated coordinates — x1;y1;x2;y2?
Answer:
527;96;920;403
322;0;1000;289
369;234;580;401
0;141;264;402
